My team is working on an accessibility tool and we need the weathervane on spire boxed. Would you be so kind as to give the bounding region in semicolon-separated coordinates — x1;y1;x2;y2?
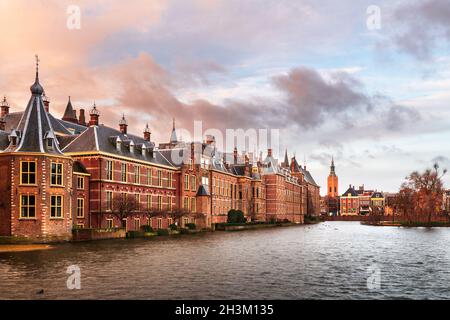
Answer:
35;54;40;73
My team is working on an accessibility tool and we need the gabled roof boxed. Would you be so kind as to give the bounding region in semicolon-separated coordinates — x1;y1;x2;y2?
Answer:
342;186;358;197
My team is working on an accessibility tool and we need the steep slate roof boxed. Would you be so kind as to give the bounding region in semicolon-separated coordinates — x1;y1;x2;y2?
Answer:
342;186;358;197
0;131;10;150
63;124;175;168
1;111;86;138
5;67;63;155
291;157;319;187
73;161;89;174
62;97;77;121
371;191;384;199
196;185;209;196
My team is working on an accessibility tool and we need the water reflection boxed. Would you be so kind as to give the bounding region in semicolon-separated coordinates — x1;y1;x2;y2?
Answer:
1;222;450;299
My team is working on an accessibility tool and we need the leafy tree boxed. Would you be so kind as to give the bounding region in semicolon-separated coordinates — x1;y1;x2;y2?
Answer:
227;209;246;223
398;163;447;223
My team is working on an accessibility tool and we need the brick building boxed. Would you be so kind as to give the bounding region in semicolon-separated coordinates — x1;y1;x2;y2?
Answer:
0;60;321;241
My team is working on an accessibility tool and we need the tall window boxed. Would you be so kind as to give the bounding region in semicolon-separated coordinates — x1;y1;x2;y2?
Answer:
20;161;36;185
106;161;113;180
191;197;196;213
77;198;84;218
147;194;152;210
158;195;163;211
147;168;152;186
168;196;172;211
50;195;63;218
191;175;196;191
134;166;140;184
20;194;36;218
184;197;189;211
106;191;113;211
135;194;140;211
184;174;189;190
121;163;127;182
157;170;162;187
50;162;63;186
77;176;84;189
168;172;173;188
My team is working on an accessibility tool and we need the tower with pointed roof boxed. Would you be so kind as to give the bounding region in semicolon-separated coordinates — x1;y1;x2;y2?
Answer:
327;156;338;198
0;56;73;241
62;96;78;124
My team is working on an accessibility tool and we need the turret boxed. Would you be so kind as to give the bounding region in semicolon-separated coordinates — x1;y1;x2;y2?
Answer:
144;123;151;141
119;114;128;134
1;96;10;117
89;102;100;126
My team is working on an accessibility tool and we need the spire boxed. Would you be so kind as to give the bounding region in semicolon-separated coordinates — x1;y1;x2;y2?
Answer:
62;96;78;123
170;117;178;143
283;149;289;168
330;156;336;175
30;54;44;95
13;56;62;154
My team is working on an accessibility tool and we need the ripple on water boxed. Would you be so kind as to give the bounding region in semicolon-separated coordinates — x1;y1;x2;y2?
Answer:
0;222;449;299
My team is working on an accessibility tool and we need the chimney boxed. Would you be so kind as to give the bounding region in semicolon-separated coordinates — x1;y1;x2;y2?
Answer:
119;114;128;134
0;117;5;131
267;148;273;157
233;147;238;164
43;93;50;112
89;103;100;126
78;109;86;126
1;96;10;117
143;123;151;141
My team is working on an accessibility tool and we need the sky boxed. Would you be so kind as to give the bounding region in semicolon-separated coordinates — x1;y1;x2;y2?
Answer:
0;0;449;194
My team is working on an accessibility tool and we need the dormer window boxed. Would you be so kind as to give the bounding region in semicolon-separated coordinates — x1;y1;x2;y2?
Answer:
129;141;135;154
142;145;147;157
116;136;122;151
44;131;56;151
9;130;20;146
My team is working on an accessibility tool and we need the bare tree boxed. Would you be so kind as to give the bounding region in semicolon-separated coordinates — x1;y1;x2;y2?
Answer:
111;194;137;228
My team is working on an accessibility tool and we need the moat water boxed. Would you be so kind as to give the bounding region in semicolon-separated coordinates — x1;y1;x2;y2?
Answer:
1;221;450;299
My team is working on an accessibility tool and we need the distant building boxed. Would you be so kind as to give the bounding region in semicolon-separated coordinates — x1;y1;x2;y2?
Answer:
325;157;339;216
340;185;360;215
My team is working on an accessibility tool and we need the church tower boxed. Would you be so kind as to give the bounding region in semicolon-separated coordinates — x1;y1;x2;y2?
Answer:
327;157;338;198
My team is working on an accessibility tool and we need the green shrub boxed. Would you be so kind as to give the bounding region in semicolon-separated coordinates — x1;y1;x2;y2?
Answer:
185;223;196;230
227;210;246;224
157;229;170;236
140;225;154;233
169;223;178;231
